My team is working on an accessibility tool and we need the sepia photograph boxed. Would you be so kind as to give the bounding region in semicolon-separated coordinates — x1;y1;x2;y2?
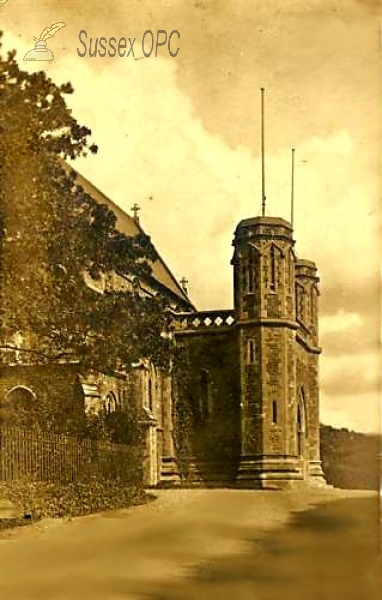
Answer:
0;1;380;598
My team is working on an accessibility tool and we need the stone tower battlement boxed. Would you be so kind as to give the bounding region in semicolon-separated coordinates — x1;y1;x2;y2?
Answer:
231;215;325;488
232;216;296;323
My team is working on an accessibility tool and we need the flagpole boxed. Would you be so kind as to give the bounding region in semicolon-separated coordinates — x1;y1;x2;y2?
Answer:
261;88;266;217
291;147;295;229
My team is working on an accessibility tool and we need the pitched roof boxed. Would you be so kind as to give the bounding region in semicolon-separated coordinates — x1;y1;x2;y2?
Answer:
72;168;194;309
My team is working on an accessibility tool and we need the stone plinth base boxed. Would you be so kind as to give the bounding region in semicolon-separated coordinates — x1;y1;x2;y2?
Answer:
236;456;328;489
158;455;327;489
236;456;305;489
307;460;327;487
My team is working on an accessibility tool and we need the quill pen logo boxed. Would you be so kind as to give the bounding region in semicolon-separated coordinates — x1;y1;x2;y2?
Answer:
24;22;66;61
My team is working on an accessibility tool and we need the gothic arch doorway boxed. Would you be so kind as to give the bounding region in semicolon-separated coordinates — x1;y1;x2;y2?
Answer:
297;388;308;478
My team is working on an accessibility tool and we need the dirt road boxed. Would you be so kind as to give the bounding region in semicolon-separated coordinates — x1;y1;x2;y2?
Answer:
0;488;379;599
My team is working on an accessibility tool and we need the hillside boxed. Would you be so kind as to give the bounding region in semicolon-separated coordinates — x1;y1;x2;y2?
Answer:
320;424;381;490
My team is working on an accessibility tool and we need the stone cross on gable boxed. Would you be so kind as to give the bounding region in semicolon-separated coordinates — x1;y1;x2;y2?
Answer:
131;203;141;222
180;277;188;294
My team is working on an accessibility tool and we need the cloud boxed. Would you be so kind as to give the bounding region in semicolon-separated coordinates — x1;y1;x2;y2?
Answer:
321;352;380;397
320;310;362;333
320;391;380;434
320;303;379;359
307;131;354;155
321;329;377;359
1;3;379;435
320;275;380;318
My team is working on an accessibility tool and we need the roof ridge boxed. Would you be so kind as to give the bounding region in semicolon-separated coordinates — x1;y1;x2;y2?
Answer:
64;162;194;308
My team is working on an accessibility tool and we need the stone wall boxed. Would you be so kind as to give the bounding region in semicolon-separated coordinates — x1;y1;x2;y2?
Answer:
0;364;86;434
262;327;296;457
174;330;240;484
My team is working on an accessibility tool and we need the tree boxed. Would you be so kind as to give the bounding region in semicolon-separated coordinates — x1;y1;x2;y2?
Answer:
0;31;171;377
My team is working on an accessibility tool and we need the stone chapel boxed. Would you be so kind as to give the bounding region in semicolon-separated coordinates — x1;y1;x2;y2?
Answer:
0;168;326;489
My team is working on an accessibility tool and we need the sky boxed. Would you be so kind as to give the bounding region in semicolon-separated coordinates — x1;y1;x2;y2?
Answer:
1;0;380;434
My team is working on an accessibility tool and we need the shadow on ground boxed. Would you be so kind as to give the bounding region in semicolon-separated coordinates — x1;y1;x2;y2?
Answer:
141;496;381;600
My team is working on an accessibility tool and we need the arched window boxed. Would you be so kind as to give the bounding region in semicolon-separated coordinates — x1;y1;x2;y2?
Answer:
242;264;247;292
297;388;306;456
297;405;305;455
248;269;254;293
248;339;255;364
301;386;306;404
270;245;277;291
248;247;254;293
297;405;302;455
272;400;278;424
2;386;38;425
288;250;294;288
296;283;305;321
4;385;36;405
104;391;117;415
148;379;153;412
310;285;316;321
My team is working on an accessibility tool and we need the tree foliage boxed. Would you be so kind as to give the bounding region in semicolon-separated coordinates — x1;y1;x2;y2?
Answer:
0;31;171;374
